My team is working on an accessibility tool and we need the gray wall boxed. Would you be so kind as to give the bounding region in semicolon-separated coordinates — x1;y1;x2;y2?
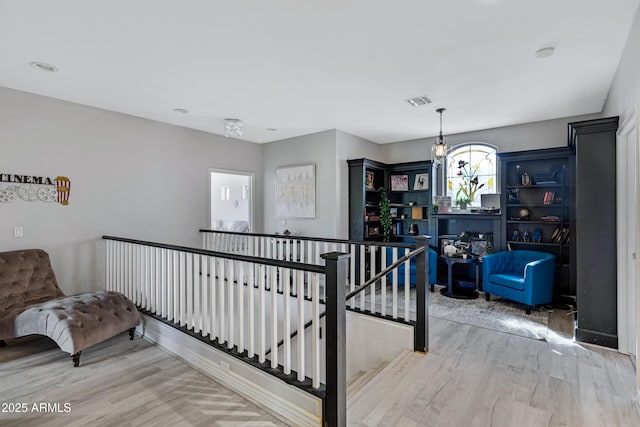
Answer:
336;130;384;238
261;130;338;238
603;6;640;121
380;113;600;165
0;86;262;294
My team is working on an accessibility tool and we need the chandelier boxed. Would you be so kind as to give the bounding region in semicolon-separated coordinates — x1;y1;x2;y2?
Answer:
224;118;244;138
432;108;449;160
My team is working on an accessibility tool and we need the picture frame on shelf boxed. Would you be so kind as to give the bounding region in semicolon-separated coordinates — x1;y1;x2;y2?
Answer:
435;196;451;213
390;207;398;218
413;173;429;190
391;174;409;191
366;171;375;190
368;225;380;236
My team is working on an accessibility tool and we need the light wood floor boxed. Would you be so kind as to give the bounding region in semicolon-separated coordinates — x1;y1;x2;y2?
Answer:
0;334;287;427
1;309;638;426
348;313;640;427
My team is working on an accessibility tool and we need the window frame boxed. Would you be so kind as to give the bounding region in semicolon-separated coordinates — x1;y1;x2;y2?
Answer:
445;143;498;207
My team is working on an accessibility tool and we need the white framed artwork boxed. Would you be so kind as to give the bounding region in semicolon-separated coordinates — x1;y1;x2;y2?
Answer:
414;173;429;190
275;164;316;218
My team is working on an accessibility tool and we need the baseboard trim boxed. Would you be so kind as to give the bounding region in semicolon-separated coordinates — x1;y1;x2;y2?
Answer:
575;327;618;349
137;315;322;427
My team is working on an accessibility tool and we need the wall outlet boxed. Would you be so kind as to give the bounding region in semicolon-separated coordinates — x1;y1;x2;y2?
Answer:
281;219;286;226
14;227;23;238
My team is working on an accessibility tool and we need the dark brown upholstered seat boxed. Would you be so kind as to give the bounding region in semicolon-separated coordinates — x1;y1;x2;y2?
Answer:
0;249;140;366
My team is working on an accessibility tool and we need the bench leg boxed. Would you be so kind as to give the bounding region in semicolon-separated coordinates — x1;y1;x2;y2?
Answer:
526;306;532;315
0;340;6;348
71;352;81;367
128;328;135;340
485;293;491;301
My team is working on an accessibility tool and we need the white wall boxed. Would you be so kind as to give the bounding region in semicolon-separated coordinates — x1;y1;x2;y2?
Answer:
0;86;261;294
603;5;640;119
261;130;338;238
601;5;640;396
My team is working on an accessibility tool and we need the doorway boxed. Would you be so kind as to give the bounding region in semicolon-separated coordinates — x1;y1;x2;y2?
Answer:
209;169;254;233
616;103;639;358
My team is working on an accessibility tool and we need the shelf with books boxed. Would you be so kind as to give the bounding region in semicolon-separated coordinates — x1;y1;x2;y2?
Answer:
498;147;575;299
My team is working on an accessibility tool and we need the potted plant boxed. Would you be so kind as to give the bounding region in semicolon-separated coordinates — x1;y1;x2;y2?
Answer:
456;197;471;211
378;188;393;241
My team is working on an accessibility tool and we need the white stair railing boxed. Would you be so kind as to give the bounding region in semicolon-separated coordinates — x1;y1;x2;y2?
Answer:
104;236;327;388
201;229;422;322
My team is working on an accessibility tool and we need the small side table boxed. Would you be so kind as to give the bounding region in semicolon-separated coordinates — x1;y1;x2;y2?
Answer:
439;255;479;300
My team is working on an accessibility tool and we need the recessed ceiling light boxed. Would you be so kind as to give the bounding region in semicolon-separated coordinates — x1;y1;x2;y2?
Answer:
535;46;555;59
30;62;58;72
267;128;277;131
406;96;432;107
173;108;189;114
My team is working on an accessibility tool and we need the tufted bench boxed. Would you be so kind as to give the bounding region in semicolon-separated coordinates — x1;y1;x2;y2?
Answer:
0;249;140;367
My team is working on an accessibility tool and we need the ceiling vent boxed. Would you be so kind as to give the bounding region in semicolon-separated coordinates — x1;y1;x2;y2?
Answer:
406;96;432;107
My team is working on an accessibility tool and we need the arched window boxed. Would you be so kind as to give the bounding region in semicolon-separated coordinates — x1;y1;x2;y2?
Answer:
446;143;497;207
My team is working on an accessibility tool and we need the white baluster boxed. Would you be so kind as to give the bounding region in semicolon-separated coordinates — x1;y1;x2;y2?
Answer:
194;255;202;334
219;258;226;345
202;255;209;337
238;261;245;353
248;262;255;358
349;244;356;307
296;270;305;382
404;248;410;321
258;265;266;363
370;245;377;312
381;246;387;317
360;245;366;310
392;247;398;319
228;260;235;350
186;252;193;329
173;250;179;324
270;266;278;369
161;249;167;318
211;257;218;341
311;273;320;388
283;267;291;375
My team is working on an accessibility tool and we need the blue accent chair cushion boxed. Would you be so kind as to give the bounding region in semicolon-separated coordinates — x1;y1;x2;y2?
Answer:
385;246;437;287
481;250;555;311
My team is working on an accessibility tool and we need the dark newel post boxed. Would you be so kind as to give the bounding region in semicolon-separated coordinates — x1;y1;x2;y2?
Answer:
321;251;350;427
413;236;430;353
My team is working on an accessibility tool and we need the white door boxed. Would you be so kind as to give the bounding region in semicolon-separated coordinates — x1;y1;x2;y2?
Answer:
209;169;254;233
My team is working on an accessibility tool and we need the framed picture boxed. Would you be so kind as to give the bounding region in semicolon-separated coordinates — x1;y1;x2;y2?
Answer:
275;164;316;218
391;175;409;191
413;173;429;190
441;239;454;254
390;207;398;218
365;171;375;190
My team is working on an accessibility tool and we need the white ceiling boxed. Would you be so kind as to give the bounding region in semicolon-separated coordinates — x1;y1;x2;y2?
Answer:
0;0;638;144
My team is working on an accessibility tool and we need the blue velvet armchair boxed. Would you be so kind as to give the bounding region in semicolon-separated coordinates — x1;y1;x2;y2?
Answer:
386;246;437;291
482;250;555;314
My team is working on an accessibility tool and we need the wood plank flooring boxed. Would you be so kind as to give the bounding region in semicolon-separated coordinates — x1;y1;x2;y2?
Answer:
0;334;287;427
348;314;640;427
1;303;638;426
